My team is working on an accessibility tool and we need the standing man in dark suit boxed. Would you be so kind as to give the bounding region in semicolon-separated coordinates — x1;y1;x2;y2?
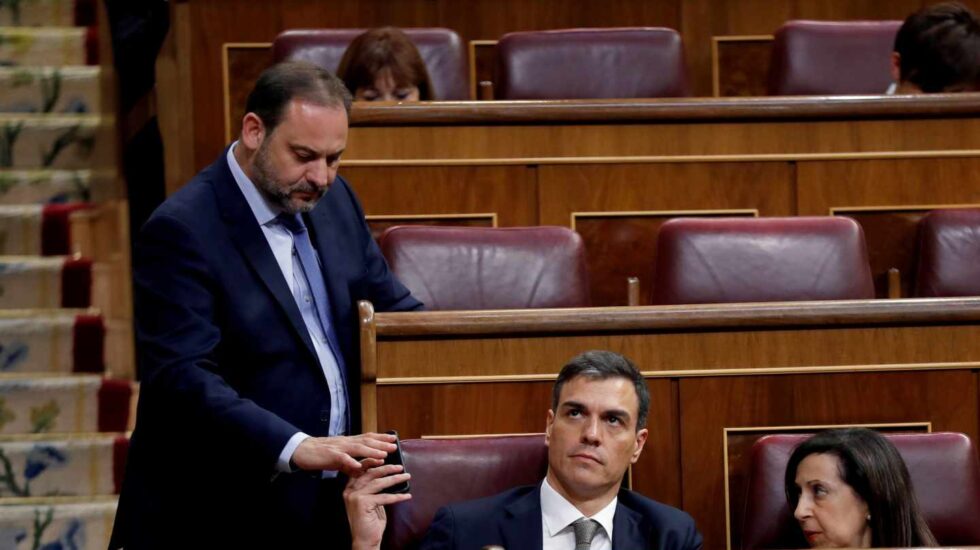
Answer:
110;61;423;549
345;350;703;550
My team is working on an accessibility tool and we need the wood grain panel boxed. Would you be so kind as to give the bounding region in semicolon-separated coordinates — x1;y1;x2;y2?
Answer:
835;209;927;299
797;157;980;215
345;118;980;161
340;165;537;227
225;44;273;142
725;423;930;550
574;210;757;307
377;377;682;507
679;370;980;550
538;163;793;226
374;324;980;379
714;37;772;97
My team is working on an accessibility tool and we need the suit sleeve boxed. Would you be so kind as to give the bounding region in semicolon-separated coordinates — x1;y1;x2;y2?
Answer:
419;505;456;550
341;177;424;312
681;515;703;550
134;212;299;468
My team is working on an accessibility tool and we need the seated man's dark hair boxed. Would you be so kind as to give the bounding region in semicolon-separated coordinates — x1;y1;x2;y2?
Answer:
552;350;650;429
244;60;353;133
895;2;980;92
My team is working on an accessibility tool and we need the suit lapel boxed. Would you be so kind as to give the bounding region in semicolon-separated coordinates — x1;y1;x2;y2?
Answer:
612;498;647;549
500;486;545;550
210;152;320;368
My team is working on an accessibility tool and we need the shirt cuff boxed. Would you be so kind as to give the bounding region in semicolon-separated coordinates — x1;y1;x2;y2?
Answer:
277;432;310;473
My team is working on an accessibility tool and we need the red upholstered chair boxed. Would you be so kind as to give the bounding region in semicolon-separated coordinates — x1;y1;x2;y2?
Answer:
914;209;980;297
651;217;875;305
272;28;469;100
768;20;902;95
739;432;980;549
379;226;591;310
382;434;548;550
494;27;690;99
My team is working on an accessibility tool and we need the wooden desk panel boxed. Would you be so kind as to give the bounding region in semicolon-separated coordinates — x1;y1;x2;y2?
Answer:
360;298;980;550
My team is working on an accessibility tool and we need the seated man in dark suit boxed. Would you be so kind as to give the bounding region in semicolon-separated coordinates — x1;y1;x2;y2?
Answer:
345;350;703;550
889;2;980;93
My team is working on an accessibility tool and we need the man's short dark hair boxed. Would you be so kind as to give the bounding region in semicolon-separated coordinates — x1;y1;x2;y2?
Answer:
895;2;980;92
551;350;650;429
244;61;353;133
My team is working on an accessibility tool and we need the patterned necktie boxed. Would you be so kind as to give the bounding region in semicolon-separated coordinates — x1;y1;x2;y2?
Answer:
572;518;601;550
277;212;350;432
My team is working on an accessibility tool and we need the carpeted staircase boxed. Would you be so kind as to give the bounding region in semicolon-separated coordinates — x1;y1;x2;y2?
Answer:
0;1;134;548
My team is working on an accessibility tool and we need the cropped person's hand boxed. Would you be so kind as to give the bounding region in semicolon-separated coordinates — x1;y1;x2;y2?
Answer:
345;458;412;550
291;433;397;474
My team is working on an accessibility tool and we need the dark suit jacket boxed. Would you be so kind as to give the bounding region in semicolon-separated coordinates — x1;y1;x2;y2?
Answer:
110;150;422;549
420;484;703;550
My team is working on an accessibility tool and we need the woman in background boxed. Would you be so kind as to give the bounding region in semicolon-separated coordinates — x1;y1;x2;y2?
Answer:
337;27;434;102
784;428;937;548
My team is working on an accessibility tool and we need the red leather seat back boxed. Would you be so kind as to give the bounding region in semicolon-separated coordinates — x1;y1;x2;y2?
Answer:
914;209;980;297
272;28;469;100
768;20;902;95
383;434;548;550
651;217;875;305
379;226;591;310
740;432;980;549
494;27;690;99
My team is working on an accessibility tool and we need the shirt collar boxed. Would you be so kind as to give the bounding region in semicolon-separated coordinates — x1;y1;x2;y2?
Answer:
227;141;282;227
540;477;617;542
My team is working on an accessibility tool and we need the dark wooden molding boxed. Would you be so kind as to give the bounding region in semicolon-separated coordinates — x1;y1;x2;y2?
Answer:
372;297;980;336
350;94;980;126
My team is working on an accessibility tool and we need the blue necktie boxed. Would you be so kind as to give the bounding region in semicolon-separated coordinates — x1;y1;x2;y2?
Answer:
277;212;350;433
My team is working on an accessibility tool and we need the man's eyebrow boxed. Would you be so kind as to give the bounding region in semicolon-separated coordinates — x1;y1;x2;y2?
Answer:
560;400;587;410
289;144;322;156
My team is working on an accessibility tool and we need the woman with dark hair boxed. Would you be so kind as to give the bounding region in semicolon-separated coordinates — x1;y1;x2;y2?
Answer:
337;27;434;102
785;428;937;548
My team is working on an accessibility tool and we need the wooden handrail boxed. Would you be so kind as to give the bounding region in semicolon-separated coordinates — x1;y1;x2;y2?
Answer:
369;297;980;336
350;93;980;126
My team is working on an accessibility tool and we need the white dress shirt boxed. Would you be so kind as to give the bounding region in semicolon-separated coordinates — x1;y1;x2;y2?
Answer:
226;143;347;474
541;477;616;550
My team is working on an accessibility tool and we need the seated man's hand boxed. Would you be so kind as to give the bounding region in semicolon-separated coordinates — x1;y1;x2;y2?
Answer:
344;459;412;550
292;432;397;474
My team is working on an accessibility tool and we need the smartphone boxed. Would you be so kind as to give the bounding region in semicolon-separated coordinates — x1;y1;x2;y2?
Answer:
382;430;410;494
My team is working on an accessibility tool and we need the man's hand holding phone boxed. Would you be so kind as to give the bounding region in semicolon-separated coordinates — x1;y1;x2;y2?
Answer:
344;431;412;550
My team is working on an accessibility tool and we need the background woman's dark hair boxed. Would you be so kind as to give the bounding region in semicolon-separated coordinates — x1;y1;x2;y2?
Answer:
337;27;435;100
784;428;938;548
895;2;980;92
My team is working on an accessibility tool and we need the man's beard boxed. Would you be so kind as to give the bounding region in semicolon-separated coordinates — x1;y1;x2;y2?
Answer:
251;143;324;214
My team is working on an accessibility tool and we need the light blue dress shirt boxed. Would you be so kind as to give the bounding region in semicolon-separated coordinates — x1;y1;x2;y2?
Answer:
226;143;348;475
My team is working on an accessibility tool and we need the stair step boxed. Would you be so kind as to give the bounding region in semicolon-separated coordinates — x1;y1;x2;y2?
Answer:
0;203;93;255
0;115;106;170
0;500;115;550
0;434;125;500
0;0;95;28
0;169;117;204
0;27;94;67
0;66;100;114
0;311;103;375
0;376;130;434
0;256;91;308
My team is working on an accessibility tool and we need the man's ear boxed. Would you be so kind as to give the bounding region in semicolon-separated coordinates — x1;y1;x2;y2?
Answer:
890;52;902;82
630;428;649;464
545;409;555;447
240;112;266;150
